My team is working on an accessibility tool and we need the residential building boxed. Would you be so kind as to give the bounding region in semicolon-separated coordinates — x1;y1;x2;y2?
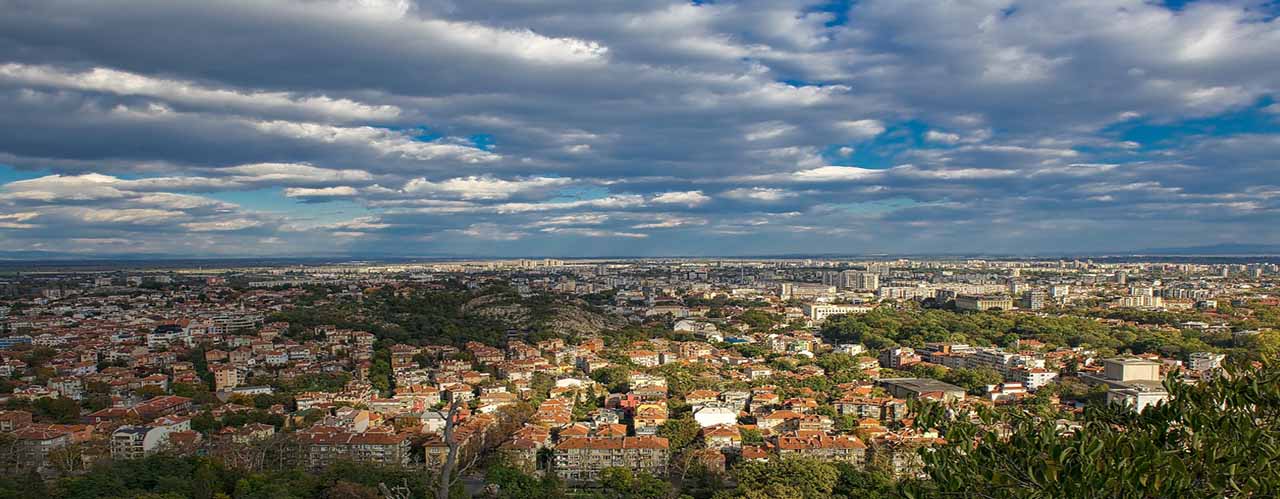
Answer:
877;378;966;401
803;304;873;323
1188;352;1225;372
296;428;413;469
1080;358;1169;413
956;295;1014;311
553;436;669;484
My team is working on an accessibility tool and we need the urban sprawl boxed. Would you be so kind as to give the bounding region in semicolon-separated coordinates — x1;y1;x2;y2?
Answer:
1;257;1278;497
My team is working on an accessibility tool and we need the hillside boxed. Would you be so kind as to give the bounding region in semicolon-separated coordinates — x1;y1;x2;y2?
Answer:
462;292;626;337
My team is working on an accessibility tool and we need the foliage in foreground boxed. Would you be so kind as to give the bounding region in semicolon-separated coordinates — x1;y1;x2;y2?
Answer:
913;361;1280;498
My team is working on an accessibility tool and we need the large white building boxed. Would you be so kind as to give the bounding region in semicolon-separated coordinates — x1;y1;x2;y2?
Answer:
110;417;191;460
1188;352;1225;372
1049;285;1071;299
692;406;738;428
967;348;1044;376
1081;358;1170;413
876;286;936;301
1009;368;1059;390
803;303;873;322
781;283;837;300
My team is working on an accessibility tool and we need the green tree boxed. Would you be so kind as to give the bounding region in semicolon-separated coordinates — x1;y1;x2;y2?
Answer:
831;462;899;499
369;348;393;395
728;457;839;499
599;468;672;499
739;310;781;331
590;365;631;393
33;397;82;423
190;462;219;499
485;465;563;499
322;481;379;499
657;416;701;452
941;367;1002;396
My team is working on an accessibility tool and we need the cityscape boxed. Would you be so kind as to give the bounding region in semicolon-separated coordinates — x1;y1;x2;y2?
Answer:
0;257;1277;497
2;0;1280;498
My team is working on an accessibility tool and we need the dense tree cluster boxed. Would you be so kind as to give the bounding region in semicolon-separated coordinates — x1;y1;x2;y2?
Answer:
702;457;901;499
270;286;510;347
820;304;1248;361
0;456;433;499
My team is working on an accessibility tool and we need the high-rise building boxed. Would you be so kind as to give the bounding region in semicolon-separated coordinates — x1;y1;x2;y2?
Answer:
841;271;879;291
1049;285;1070;299
1020;290;1046;310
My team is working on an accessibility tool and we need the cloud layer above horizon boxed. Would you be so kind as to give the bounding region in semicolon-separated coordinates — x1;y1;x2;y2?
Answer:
0;0;1278;257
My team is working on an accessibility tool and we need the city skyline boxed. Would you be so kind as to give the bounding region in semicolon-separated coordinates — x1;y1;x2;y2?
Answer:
1;0;1279;258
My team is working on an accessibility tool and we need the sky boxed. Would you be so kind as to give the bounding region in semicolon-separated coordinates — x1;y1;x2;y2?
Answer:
0;0;1278;258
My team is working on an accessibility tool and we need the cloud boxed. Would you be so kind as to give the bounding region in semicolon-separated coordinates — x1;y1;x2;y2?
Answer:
249;121;501;164
456;223;528;241
0;63;400;122
744;121;797;141
221;163;374;184
182;219;263;232
651;190;710;206
540;227;647;238
532;214;609;226
790;166;881;182
402;175;572;200
925;130;961;144
835;120;886;140
0;0;1277;255
283;186;360;199
723;187;797;202
632;216;707;229
0;174;131;202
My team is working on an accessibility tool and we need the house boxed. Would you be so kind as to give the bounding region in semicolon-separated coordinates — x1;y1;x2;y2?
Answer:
686;390;719;407
628;350;659;367
701;424;742;450
11;425;72;470
744;365;773;381
757;410;803;431
0;410;33;432
985;382;1029;403
633;405;668;436
833;397;908;423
